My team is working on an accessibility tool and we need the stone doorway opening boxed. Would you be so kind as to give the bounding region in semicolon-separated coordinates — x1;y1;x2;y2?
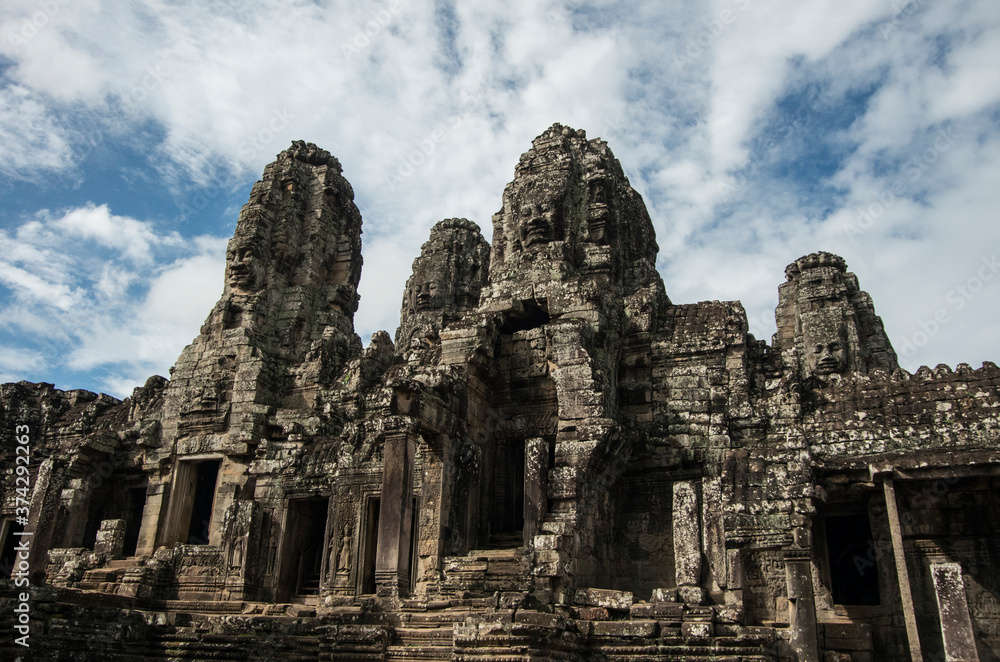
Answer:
488;438;525;548
161;457;223;546
824;513;881;606
186;459;222;544
280;497;329;598
360;497;380;595
122;487;146;557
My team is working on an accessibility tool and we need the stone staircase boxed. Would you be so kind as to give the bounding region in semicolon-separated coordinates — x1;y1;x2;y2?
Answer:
2;584;782;661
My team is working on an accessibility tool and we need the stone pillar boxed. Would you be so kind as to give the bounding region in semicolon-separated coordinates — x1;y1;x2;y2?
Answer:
881;476;923;661
524;437;548;546
94;519;126;558
673;481;703;603
702;476;726;591
375;432;416;596
26;458;57;575
931;563;980;662
785;547;820;662
135;481;166;556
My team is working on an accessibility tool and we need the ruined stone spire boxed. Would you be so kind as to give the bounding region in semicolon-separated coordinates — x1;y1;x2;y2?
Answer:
774;251;898;379
161;141;364;443
481;123;665;321
395;217;490;357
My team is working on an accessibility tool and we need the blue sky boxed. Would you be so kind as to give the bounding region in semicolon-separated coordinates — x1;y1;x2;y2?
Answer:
1;0;998;398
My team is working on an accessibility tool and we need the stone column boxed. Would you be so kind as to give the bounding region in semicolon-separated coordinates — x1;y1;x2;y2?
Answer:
673;481;703;603
524;437;548;546
375;432;416;596
135;481;167;556
881;476;923;661
785;546;820;662
26;458;57;575
702;476;726;591
930;563;980;662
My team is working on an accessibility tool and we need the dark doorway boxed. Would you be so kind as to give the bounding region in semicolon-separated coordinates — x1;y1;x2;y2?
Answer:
360;497;380;594
187;460;221;544
489;439;525;547
825;514;881;605
82;502;106;550
280;498;329;597
123;487;146;557
0;519;24;579
409;497;419;593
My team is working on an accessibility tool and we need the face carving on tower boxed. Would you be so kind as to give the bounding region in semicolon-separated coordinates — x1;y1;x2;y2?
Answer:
587;179;611;244
519;201;561;249
226;239;262;295
413;280;442;312
802;321;848;377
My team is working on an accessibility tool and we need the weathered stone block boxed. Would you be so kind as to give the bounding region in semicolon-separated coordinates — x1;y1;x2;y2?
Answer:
590;620;658;637
650;587;677;602
681;621;712;638
575;587;633;610
93;519;126;558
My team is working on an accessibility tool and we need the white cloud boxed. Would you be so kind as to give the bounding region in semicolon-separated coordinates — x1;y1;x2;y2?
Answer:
0;0;997;393
0;205;226;396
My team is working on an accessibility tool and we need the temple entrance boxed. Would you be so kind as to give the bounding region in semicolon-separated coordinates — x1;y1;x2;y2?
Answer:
187;460;221;544
123;487;146;557
161;457;222;546
488;438;525;548
360;497;380;594
825;513;881;605
279;498;329;598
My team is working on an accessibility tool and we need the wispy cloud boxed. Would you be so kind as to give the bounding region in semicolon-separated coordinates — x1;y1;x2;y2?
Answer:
0;204;226;396
0;0;997;395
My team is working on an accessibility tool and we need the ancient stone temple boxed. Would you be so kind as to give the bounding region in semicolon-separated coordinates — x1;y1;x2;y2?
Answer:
1;126;998;661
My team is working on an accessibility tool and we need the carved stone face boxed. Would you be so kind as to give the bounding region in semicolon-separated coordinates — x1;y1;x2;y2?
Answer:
226;240;260;294
803;324;848;376
588;208;610;244
586;180;611;244
413;280;442;312
518;201;561;249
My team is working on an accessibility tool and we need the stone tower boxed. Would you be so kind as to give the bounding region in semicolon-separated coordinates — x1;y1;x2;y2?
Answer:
142;141;364;552
395;217;490;359
773;251;898;379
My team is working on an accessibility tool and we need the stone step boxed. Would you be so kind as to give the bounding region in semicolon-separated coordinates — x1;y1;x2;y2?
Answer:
386;644;454;661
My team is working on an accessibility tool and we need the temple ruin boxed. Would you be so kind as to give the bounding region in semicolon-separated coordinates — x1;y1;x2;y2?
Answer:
1;125;998;661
